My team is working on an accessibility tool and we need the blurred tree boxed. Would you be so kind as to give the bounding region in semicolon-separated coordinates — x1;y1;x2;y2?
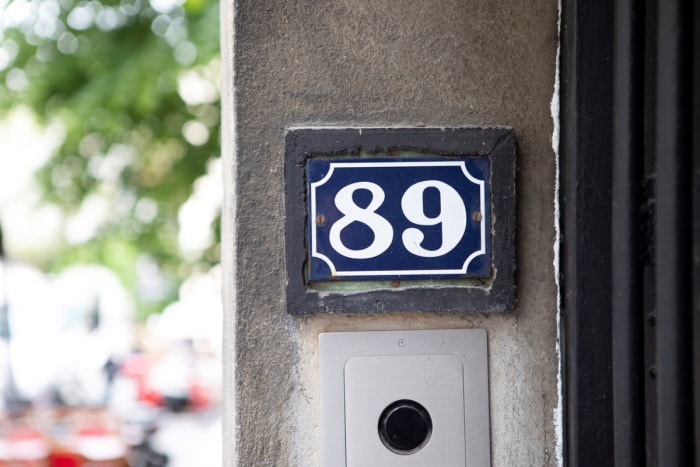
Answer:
0;0;220;319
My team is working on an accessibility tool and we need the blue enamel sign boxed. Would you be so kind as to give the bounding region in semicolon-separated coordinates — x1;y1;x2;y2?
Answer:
307;156;491;281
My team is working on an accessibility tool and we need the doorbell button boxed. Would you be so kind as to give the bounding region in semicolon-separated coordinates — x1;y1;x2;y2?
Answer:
378;399;433;454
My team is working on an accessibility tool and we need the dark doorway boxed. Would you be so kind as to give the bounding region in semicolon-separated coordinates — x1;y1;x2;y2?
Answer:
561;0;699;465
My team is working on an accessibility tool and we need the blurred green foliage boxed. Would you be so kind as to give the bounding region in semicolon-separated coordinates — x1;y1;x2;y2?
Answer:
0;0;220;319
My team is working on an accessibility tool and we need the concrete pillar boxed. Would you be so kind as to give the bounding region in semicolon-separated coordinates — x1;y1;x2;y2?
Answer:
221;1;560;465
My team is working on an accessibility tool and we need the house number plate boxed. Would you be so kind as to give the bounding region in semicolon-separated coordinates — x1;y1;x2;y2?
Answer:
307;156;491;281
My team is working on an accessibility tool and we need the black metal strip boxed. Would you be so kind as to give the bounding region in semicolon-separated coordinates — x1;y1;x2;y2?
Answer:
611;0;646;464
560;0;614;464
694;0;700;456
642;1;659;462
654;0;695;464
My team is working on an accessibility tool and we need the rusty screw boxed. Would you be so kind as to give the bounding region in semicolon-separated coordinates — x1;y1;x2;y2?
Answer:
472;211;483;222
316;214;327;226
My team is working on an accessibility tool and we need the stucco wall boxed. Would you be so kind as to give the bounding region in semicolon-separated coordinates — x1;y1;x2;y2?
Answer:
221;1;559;465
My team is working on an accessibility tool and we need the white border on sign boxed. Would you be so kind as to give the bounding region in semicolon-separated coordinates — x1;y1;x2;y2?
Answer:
310;161;486;276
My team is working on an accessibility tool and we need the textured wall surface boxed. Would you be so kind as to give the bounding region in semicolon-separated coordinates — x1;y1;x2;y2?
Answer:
221;1;559;465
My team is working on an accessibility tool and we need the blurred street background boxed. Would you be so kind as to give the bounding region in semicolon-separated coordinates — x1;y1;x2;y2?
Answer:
0;0;222;464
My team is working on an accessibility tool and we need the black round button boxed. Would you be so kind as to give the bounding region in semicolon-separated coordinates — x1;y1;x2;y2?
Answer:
378;399;432;455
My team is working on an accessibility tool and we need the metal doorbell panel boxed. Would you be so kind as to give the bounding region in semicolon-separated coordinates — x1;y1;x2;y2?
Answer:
345;355;466;466
319;329;491;467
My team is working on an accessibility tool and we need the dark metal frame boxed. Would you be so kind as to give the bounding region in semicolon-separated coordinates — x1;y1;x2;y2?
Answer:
284;127;516;314
562;0;699;464
653;1;696;464
611;0;648;465
560;0;614;464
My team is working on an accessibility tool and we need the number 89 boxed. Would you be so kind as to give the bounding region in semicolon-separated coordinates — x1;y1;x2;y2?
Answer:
328;181;468;259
